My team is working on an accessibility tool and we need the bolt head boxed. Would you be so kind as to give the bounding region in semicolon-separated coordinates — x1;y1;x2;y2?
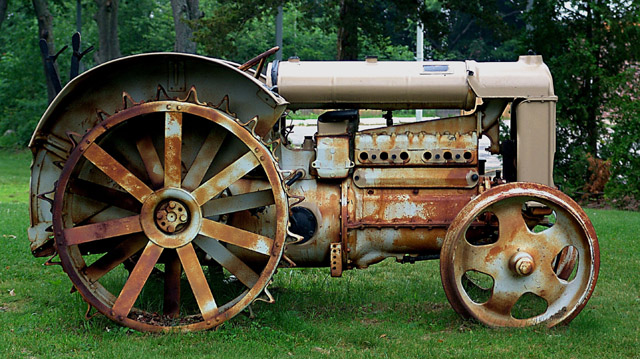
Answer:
516;259;534;276
510;252;535;277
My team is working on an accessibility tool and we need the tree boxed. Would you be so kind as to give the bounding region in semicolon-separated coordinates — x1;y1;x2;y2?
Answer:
336;0;358;60
325;0;448;60
603;66;640;202
527;0;640;193
94;0;121;63
32;0;59;103
434;0;527;60
193;0;443;61
193;0;284;60
118;0;174;55
0;2;49;148
0;0;8;29
170;0;201;53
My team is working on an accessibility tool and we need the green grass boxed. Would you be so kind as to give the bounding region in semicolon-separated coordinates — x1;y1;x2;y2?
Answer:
1;149;639;358
0;149;31;203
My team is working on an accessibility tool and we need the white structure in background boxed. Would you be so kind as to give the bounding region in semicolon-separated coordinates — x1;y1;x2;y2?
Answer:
416;23;424;122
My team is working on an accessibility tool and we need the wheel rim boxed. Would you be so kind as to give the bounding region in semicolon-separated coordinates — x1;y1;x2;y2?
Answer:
53;100;288;332
440;182;600;327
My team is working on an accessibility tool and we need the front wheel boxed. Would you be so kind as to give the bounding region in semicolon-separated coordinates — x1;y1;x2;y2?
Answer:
440;182;599;327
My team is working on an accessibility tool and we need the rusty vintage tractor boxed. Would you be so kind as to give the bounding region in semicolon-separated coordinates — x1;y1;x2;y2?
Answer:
28;50;599;332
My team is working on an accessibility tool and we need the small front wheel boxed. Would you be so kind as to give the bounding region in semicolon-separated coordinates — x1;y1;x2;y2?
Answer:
440;182;599;327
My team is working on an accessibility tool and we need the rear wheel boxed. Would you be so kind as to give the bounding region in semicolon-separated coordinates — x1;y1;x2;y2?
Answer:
53;100;288;332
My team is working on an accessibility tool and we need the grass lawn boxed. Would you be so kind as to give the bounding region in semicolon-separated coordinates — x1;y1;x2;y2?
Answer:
0;149;638;358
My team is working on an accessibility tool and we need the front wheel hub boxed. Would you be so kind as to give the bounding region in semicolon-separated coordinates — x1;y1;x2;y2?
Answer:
510;252;535;276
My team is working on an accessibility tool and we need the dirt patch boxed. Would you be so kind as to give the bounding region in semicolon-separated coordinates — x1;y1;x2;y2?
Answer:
581;196;640;211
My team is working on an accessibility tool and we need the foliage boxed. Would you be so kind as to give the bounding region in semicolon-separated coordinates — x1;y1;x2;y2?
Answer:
430;0;528;61
526;0;640;194
193;0;285;61
119;0;175;55
230;2;338;62
602;66;640;203
0;4;50;149
0;1;178;148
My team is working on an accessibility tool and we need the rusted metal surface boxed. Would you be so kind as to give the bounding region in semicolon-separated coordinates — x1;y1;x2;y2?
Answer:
50;100;289;332
83;143;154;203
238;46;280;78
200;219;273;256
84;234;148;282
312;135;353;179
230;179;340;267
111;242;164;320
163;251;181;318
135;135;164;189
63;215;142;246
164;111;183;188
182;129;226;191
347;187;474;229
194;236;260;288
353;167;479;188
176;243;218;320
28;53;287;257
344;184;475;268
355;130;477;167
330;243;343;277
439;182;600;327
191;151;260;206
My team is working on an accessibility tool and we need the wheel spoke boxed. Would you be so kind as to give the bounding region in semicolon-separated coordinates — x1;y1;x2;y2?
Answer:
163;250;182;318
493;200;529;240
112;242;164;318
194;236;260;288
530;265;567;304
200;218;273;256
69;178;142;213
202;189;275;217
191;151;260;206
83;143;153;202
84;235;148;282
63;215;142;246
164;112;183;188
481;281;522;317
549;211;584;251
457;241;501;278
182;129;227;191
136;135;164;189
176;243;218;320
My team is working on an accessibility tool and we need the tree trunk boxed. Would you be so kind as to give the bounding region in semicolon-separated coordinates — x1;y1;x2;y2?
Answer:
0;0;8;29
32;0;58;103
336;0;359;60
171;0;201;54
94;0;121;64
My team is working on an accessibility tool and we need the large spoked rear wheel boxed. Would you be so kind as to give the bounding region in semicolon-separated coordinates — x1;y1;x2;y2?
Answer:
53;100;288;332
440;182;599;327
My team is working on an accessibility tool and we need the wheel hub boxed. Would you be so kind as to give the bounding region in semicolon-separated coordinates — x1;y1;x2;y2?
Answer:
140;188;203;249
155;200;189;234
509;252;535;276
